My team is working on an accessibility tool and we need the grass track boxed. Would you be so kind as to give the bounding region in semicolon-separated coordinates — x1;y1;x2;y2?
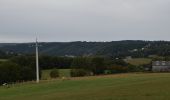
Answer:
0;73;170;100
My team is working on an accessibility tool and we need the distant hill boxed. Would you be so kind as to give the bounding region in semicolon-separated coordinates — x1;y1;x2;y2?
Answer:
0;40;170;58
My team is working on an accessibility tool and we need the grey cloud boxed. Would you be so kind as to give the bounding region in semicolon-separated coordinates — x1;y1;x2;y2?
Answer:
0;0;170;42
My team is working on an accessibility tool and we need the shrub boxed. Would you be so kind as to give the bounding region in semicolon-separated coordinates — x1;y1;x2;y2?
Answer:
71;69;92;77
107;65;128;74
50;69;59;78
0;61;21;84
104;70;112;74
127;65;145;72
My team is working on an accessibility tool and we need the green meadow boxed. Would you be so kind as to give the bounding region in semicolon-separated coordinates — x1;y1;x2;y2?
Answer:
0;59;8;62
0;73;170;100
125;58;152;66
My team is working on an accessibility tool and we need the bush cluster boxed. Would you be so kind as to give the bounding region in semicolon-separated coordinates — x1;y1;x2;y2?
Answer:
0;61;37;84
70;57;131;76
50;69;59;78
0;56;41;85
70;69;92;77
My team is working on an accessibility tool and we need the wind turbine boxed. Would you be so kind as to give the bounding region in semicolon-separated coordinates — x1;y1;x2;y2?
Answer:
36;37;40;83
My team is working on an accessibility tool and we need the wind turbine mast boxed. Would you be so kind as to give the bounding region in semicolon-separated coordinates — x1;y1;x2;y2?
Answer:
36;37;40;83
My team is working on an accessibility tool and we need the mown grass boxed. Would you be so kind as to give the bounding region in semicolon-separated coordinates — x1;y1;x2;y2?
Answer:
0;73;170;100
125;58;152;66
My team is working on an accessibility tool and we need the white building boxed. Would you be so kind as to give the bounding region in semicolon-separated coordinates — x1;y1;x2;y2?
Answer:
152;61;170;72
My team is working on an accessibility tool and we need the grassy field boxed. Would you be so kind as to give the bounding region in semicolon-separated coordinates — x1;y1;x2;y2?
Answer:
125;58;152;66
41;69;71;80
1;73;170;100
0;59;8;62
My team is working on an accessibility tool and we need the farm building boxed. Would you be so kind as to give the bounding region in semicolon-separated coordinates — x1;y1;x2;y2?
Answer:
152;61;170;72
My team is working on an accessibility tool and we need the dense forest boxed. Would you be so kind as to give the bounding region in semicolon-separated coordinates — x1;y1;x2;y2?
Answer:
0;40;170;58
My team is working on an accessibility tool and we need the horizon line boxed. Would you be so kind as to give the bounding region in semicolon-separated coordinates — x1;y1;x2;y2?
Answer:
0;40;169;43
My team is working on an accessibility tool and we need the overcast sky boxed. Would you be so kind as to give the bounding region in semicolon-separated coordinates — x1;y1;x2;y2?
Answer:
0;0;170;42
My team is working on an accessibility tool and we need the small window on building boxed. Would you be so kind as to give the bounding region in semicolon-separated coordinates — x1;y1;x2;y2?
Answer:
162;61;166;66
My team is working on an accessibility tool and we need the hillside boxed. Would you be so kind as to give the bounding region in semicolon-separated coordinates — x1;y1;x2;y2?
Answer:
0;73;170;100
0;40;170;57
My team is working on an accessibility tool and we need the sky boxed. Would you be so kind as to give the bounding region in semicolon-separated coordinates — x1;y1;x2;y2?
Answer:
0;0;170;42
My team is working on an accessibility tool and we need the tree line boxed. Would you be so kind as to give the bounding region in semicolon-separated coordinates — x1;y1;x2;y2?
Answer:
0;55;152;84
0;56;37;84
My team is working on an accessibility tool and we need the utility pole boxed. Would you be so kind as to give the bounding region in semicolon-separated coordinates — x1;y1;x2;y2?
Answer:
36;37;40;83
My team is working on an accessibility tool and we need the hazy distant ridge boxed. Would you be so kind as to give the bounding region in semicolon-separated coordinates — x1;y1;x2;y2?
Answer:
0;40;170;57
